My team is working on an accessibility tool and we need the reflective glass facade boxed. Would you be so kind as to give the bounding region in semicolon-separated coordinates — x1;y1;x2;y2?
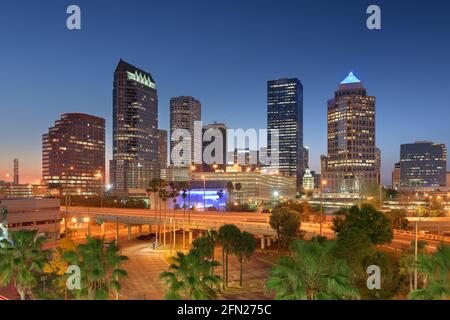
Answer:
400;141;447;188
111;60;159;195
42;113;105;195
267;78;304;189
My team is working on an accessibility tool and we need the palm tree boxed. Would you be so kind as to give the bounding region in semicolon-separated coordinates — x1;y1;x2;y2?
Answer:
0;230;49;300
399;240;427;293
63;237;128;300
168;182;180;253
191;230;219;269
216;190;225;211
409;244;450;300
147;178;161;213
218;224;241;289
226;182;234;207
43;238;76;299
235;183;242;205
158;183;169;246
147;178;162;242
233;231;257;287
266;239;359;300
160;251;220;300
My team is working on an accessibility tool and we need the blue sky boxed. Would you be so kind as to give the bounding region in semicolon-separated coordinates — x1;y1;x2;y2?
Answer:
0;0;449;184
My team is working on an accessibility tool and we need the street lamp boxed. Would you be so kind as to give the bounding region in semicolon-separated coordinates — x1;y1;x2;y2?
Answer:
96;172;104;207
320;180;327;237
201;175;206;210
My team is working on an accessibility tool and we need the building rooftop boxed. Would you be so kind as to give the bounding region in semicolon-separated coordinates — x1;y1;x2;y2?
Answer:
340;72;361;84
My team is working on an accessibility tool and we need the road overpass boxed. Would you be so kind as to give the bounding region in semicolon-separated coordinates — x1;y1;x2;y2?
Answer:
62;206;334;247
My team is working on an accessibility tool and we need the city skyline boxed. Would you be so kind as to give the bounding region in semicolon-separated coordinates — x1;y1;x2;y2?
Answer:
1;0;450;185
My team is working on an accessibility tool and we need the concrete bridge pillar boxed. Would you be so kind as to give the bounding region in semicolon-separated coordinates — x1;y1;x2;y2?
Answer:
188;230;193;245
127;224;132;240
260;237;265;250
267;237;271;247
138;225;143;235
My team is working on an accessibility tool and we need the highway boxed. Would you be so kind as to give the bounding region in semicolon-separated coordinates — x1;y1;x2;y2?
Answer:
62;206;334;239
62;207;450;251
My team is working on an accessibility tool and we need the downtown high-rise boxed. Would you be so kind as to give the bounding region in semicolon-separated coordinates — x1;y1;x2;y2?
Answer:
267;78;304;190
170;96;201;166
42;113;105;195
110;60;159;195
399;141;447;189
322;73;380;194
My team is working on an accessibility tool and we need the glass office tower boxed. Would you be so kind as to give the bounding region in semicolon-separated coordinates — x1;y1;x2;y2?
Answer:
400;141;447;188
267;78;304;190
110;59;159;195
42;113;105;195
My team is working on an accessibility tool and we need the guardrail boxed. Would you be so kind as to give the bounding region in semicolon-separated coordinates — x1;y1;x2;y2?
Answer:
63;210;278;236
393;229;450;243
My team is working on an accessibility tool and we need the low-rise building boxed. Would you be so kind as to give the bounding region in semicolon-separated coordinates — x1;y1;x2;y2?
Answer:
0;183;47;198
0;198;60;247
191;165;297;206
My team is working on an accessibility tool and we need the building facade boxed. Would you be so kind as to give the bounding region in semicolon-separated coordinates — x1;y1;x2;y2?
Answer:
0;198;60;247
399;141;447;189
158;129;168;168
202;122;227;171
267;78;304;189
392;162;401;190
194;166;297;205
110;60;159;196
322;73;379;194
42;113;105;195
170;96;201;166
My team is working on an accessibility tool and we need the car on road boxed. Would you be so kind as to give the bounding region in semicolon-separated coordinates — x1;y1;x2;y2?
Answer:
136;233;156;241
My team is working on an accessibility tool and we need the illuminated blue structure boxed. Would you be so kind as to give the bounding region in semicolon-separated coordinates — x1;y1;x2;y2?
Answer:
340;72;361;84
176;189;227;210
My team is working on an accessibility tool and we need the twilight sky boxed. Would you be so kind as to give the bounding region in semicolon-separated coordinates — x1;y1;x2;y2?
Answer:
0;0;449;185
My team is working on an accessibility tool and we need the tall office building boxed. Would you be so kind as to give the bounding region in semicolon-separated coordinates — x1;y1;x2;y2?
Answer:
323;72;379;193
304;146;309;169
158;129;168;168
202;122;227;171
170;96;201;166
110;60;159;195
392;162;400;190
399;141;447;189
267;78;304;189
42;113;105;195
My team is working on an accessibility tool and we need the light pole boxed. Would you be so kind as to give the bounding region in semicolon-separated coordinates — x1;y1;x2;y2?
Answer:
96;172;104;207
320;180;327;237
202;175;206;210
5;174;11;197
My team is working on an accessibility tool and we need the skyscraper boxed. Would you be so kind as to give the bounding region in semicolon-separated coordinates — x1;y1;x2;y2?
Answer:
42;113;105;195
399;141;447;189
392;162;400;190
323;72;379;194
202;122;227;171
110;60;159;195
158;129;168;168
170;96;201;166
267;78;304;189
